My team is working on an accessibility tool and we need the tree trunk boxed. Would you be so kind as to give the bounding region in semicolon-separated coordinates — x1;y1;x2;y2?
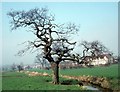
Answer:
51;62;59;84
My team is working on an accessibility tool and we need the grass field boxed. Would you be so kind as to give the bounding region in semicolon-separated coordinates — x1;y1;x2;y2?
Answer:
28;64;118;78
60;64;118;78
2;72;81;90
2;64;119;90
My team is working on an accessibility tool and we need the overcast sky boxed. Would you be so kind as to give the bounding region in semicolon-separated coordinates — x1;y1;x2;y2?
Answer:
1;2;118;66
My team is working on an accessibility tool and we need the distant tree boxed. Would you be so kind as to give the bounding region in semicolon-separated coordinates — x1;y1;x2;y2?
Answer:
17;65;23;72
2;67;5;71
11;63;16;71
17;62;24;72
35;53;50;69
27;65;31;70
7;7;80;84
117;55;120;63
80;40;113;64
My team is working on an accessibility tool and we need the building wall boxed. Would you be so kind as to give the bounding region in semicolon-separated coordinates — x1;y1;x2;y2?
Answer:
90;56;109;66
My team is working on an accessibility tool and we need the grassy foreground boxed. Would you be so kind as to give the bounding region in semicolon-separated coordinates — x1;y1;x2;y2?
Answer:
29;64;119;90
2;72;81;90
2;64;119;90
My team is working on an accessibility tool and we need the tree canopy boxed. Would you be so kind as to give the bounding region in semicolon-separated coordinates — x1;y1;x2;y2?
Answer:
8;7;80;84
79;40;113;65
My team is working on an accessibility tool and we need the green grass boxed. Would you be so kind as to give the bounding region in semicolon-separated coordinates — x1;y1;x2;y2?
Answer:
2;72;81;90
29;64;118;79
0;75;2;91
28;68;52;74
60;64;118;78
28;64;119;90
2;72;27;77
2;64;119;90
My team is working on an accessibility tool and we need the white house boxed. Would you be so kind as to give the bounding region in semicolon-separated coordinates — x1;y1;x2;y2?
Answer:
89;54;114;66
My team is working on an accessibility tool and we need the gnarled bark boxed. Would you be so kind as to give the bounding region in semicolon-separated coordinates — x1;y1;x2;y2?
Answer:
50;62;59;84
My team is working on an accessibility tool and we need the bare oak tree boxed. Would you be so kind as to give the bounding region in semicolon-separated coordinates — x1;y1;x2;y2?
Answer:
7;7;80;84
80;40;113;65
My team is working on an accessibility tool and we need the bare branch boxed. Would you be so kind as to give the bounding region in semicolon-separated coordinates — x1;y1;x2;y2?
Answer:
8;7;80;65
80;40;112;60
